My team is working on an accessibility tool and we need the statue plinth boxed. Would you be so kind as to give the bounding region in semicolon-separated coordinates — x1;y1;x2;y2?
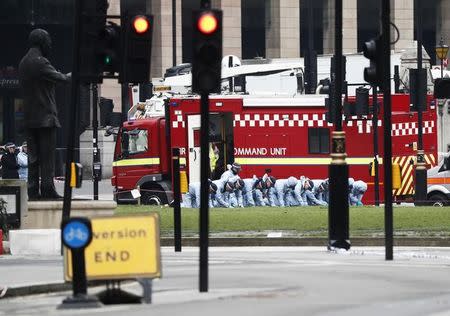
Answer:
23;200;116;229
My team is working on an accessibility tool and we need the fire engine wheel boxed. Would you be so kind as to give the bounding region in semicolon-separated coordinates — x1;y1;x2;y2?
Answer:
141;190;168;206
428;194;447;207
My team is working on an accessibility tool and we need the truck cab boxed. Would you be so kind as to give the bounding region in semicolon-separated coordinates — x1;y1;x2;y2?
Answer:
427;153;450;206
111;117;172;205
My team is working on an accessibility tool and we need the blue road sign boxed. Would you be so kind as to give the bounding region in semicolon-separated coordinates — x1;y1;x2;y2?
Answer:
62;220;91;249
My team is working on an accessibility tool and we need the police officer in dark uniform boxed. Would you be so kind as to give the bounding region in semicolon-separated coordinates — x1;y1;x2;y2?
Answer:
18;29;70;199
1;143;19;179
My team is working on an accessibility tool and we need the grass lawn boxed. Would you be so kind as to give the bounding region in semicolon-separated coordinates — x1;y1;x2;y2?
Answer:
116;205;450;237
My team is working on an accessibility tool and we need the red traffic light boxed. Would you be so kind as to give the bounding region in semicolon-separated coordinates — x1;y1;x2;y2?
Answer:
197;13;218;35
133;16;150;34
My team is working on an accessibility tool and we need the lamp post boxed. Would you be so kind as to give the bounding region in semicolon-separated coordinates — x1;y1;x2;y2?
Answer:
414;0;427;206
435;38;449;79
435;38;449;153
327;0;350;251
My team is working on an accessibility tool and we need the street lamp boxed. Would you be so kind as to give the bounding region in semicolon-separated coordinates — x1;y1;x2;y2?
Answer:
435;38;449;79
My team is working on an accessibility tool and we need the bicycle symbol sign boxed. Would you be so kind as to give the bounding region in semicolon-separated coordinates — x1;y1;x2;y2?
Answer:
62;220;91;249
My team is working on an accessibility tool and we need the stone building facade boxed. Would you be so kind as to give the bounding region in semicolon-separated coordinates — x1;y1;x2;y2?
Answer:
104;0;450;108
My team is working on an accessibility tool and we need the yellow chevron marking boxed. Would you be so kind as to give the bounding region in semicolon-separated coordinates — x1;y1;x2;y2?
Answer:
399;157;410;179
393;156;414;196
429;154;436;165
401;164;414;196
399;156;406;166
392;153;438;196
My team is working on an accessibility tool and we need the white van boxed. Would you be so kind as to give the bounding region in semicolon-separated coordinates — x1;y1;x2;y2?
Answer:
427;153;450;206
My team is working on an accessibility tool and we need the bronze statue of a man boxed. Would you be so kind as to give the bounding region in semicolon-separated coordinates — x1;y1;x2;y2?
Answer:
18;29;70;200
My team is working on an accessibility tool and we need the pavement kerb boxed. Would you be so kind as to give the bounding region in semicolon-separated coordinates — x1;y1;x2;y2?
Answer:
1;280;110;299
2;282;71;298
160;237;450;247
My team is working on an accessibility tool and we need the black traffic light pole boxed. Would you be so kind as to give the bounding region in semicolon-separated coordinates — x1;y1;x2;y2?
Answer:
382;0;393;260
192;1;221;292
199;92;210;292
199;0;211;294
62;0;82;220
328;0;350;251
414;0;427;205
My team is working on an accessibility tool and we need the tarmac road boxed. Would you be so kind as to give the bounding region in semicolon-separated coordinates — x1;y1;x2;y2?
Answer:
2;247;450;315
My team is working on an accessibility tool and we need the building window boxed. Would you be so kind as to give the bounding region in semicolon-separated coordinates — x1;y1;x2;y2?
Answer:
414;0;439;64
300;0;325;56
357;0;381;52
241;0;266;59
308;128;329;154
0;0;72;25
181;0;198;63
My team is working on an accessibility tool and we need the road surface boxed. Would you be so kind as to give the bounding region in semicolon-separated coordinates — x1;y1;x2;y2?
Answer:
2;247;450;315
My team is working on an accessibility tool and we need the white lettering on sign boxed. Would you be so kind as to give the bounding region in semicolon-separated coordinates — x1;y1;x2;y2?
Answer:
235;147;267;155
234;147;287;156
180;147;186;155
270;147;287;155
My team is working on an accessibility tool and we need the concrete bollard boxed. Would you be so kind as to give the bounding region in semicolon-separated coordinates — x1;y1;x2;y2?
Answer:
9;229;61;255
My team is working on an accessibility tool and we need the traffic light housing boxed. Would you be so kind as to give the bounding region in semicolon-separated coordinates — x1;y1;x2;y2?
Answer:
79;0;108;83
192;10;223;94
409;68;427;111
355;87;370;116
363;37;382;88
317;78;335;123
98;21;121;75
120;14;153;84
77;0;154;83
330;55;347;90
304;51;317;94
434;78;450;99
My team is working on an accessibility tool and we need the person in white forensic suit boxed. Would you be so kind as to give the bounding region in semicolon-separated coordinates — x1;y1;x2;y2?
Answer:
349;180;368;206
183;180;218;208
271;176;298;207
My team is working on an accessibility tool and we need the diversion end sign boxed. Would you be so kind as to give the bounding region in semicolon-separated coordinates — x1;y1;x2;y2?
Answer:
64;213;161;281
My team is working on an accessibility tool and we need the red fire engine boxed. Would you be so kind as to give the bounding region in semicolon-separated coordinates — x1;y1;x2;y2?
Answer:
111;92;437;205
